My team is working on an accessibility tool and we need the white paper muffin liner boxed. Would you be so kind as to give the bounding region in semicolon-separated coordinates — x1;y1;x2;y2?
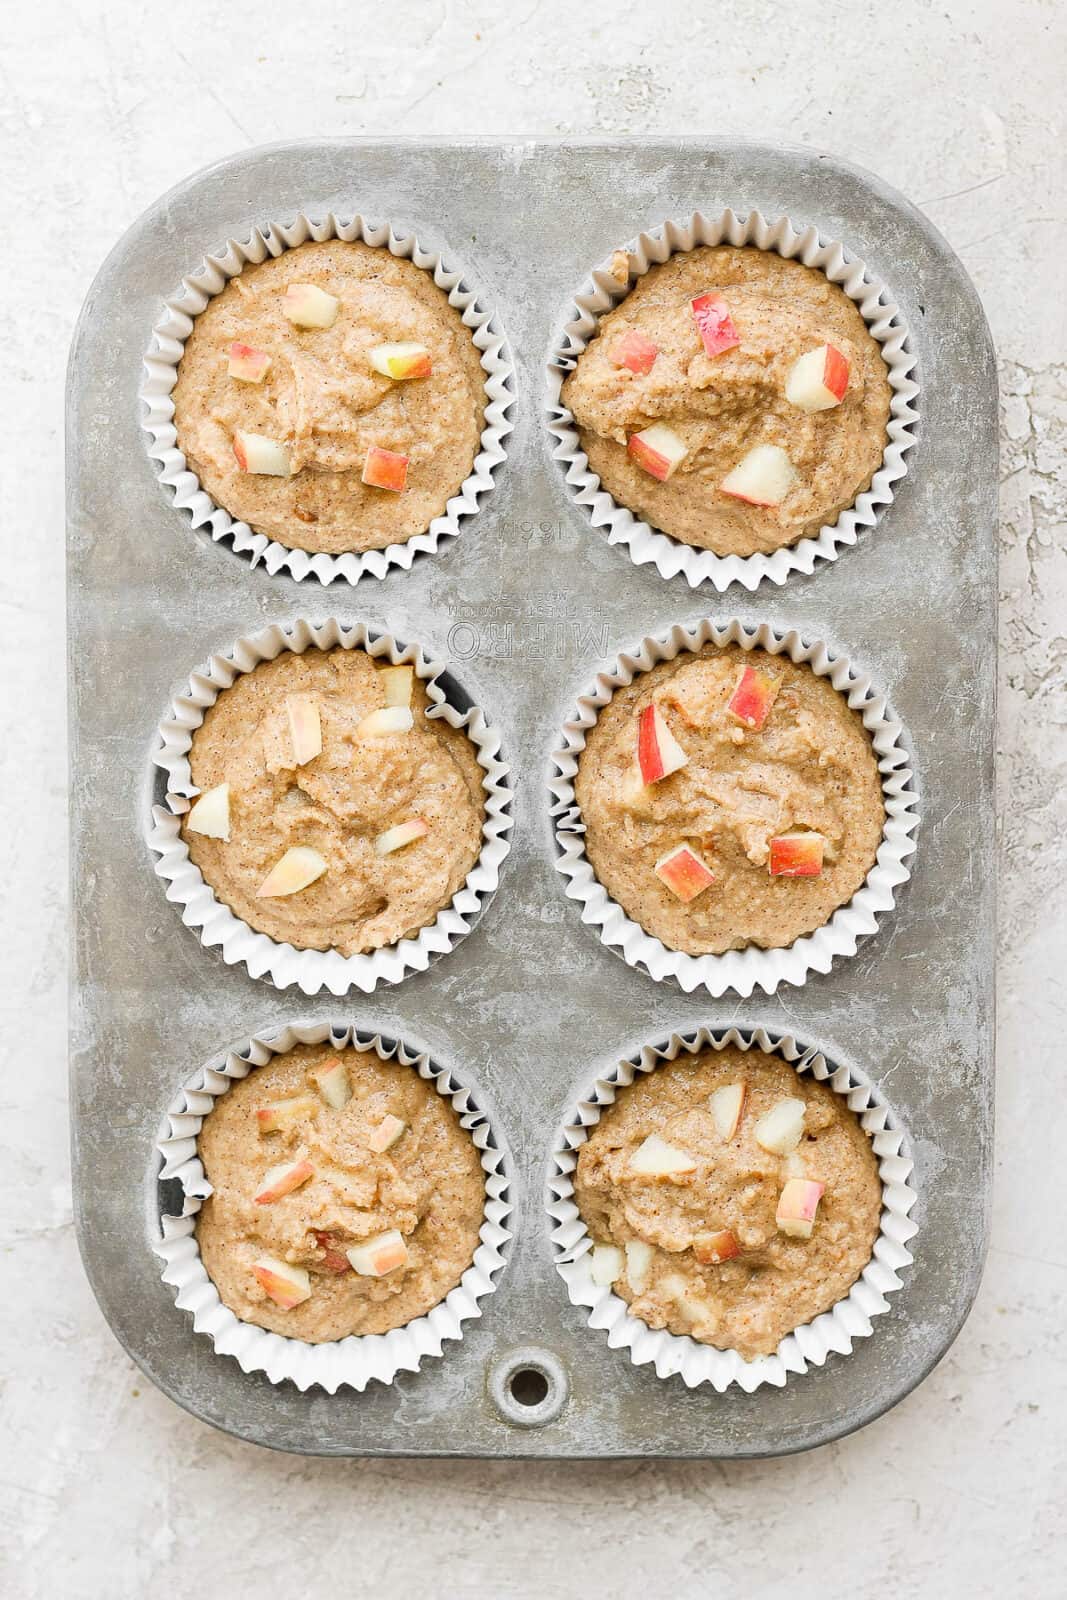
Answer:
142;213;514;585
550;617;918;996
547;209;920;591
154;1021;512;1393
548;1024;917;1392
148;618;513;995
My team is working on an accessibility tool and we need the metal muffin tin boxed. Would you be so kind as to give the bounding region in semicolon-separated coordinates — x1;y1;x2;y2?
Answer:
67;137;997;1458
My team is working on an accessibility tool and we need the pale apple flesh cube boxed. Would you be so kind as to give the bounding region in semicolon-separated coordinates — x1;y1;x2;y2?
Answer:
753;1096;807;1155
361;445;409;492
367;1113;406;1154
627;423;688;481
785;343;850;412
346;1228;409;1278
625;1239;655;1293
769;832;825;876
253;1159;314;1205
186;782;230;840
726;665;781;730
628;1132;697;1181
286;694;322;766
282;282;340;329
708;1081;748;1140
692;1228;740;1265
357;706;414;737
252;1255;311;1309
369;341;432;380
720;444;796;507
256;845;327;898
374;818;430;856
589;1243;624;1287
227;341;272;383
690;292;741;358
232;430;290;476
654;843;715;903
636;702;689;784
256;1095;319;1134
311;1059;350;1110
377;664;414;708
610;329;659;374
776;1177;826;1238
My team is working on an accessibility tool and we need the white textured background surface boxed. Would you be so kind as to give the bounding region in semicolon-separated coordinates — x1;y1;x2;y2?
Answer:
3;1;1065;1594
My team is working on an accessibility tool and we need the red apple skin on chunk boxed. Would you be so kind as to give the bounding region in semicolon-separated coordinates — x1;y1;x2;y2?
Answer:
720;444;796;508
693;1229;741;1265
776;1178;826;1239
361;446;409;493
690;293;741;358
232;430;290;477
627;424;687;482
252;1256;311;1310
726;664;780;730
637;703;689;784
227;341;272;383
769;832;825;877
655;843;715;903
610;329;659;375
253;1160;314;1205
313;1231;353;1274
785;343;850;412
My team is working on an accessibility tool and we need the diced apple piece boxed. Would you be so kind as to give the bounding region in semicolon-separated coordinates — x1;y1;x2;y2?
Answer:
720;444;796;507
313;1231;353;1274
769;832;825;877
627;423;687;481
282;282;340;329
286;694;322;766
654;843;715;903
233;430;290;476
629;1133;697;1181
776;1178;826;1239
374;817;429;856
310;1059;350;1110
726;665;780;731
357;706;414;738
361;445;409;493
753;1096;807;1155
691;292;741;358
256;845;327;898
256;1096;319;1134
625;1239;654;1293
637;703;689;784
253;1159;314;1205
377;664;414;708
227;341;272;383
589;1243;624;1287
367;1114;406;1154
785;344;850;413
186;782;230;841
346;1229;409;1278
610;329;659;374
369;341;432;380
693;1229;741;1265
252;1255;311;1309
709;1082;747;1140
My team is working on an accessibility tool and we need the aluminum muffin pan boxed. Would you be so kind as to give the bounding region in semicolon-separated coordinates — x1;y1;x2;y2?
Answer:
67;137;996;1458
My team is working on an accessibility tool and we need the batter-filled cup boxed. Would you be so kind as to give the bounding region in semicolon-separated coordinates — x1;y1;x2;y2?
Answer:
149;618;513;996
142;212;514;585
549;617;919;997
155;1021;512;1393
547;209;919;592
547;1025;917;1393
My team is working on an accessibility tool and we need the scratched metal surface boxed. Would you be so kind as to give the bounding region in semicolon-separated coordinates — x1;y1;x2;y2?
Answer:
66;137;997;1458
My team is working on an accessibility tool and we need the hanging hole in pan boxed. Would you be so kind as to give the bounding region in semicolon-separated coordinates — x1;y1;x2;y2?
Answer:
488;1346;569;1428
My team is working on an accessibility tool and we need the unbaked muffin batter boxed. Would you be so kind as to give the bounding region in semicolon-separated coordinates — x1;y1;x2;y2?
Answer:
181;648;485;955
575;1047;882;1359
561;245;891;557
197;1043;486;1341
173;240;486;554
574;645;884;954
